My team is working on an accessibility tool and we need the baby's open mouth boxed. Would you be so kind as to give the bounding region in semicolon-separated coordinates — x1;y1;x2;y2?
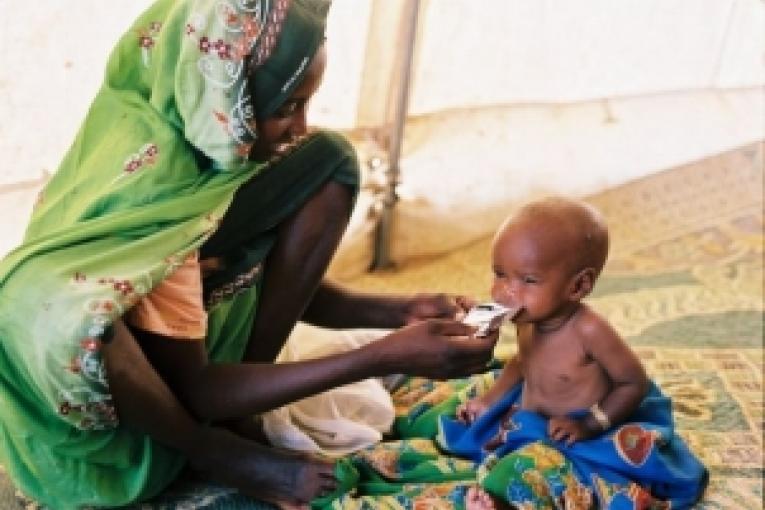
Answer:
506;305;521;320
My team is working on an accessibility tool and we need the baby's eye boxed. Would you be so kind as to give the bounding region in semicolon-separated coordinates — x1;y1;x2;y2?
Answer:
522;275;538;284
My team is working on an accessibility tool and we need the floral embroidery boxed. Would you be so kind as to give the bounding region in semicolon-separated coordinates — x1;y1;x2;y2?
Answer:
231;37;250;61
251;0;290;68
220;3;240;27
94;277;143;308
212;110;254;158
113;280;134;296
137;21;162;66
124;155;142;174
139;36;154;49
236;142;253;157
214;39;232;59
186;0;291;165
243;16;261;38
142;142;159;163
199;36;212;53
57;385;118;430
119;142;160;178
205;262;263;310
58;268;155;429
80;337;101;352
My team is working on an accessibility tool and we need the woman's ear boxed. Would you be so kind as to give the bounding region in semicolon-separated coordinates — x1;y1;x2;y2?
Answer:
569;268;596;301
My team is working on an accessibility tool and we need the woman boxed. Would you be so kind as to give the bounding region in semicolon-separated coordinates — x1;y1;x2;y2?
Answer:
0;0;497;508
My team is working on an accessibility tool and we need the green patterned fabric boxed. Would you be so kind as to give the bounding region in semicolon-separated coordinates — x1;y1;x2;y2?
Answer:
0;0;334;507
391;368;501;439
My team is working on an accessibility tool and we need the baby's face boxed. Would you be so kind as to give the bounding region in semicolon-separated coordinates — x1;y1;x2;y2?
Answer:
490;220;574;324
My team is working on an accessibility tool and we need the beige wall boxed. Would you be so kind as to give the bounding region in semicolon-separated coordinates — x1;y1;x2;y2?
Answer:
2;0;763;266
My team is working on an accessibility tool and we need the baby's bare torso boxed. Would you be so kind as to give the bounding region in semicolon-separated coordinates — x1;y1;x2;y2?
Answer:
517;315;611;417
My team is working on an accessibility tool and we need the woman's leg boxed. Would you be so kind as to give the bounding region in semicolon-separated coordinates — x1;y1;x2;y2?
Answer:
243;178;353;363
199;130;359;363
103;319;338;507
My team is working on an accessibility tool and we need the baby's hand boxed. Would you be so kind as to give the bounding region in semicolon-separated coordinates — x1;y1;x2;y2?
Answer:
456;397;490;424
547;416;594;446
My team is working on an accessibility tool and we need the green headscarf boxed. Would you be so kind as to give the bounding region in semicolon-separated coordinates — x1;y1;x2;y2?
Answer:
120;0;330;171
0;0;331;506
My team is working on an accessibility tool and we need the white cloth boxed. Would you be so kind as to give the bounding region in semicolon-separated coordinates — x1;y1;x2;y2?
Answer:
261;324;394;457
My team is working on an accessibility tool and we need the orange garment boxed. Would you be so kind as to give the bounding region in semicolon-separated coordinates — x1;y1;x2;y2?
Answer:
125;252;207;340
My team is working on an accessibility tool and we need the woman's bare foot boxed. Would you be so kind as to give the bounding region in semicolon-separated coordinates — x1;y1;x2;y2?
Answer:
465;486;512;510
190;427;338;507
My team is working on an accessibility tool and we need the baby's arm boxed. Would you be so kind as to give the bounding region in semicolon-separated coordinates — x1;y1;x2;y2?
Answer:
457;354;523;423
579;312;649;433
549;313;648;445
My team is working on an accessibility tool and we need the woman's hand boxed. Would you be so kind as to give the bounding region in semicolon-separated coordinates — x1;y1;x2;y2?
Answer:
402;294;476;324
372;319;497;380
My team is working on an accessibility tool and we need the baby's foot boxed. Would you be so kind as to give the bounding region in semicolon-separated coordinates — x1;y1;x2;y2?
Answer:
465;486;492;510
465;486;512;510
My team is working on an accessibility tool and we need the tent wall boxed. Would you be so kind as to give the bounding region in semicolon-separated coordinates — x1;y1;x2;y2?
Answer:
1;0;763;273
409;0;763;113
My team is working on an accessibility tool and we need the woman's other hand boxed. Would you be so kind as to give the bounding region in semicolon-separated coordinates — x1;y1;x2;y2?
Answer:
372;319;497;380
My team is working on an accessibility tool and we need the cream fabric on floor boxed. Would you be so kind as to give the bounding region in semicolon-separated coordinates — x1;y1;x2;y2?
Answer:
261;324;394;457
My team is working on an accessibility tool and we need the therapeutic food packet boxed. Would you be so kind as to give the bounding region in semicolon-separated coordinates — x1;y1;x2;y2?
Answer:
462;302;517;337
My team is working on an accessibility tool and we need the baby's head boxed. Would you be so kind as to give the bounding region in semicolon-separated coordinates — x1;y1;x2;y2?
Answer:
491;196;609;323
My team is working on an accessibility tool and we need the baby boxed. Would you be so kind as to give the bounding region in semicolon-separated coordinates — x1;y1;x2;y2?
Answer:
457;196;651;508
459;197;649;435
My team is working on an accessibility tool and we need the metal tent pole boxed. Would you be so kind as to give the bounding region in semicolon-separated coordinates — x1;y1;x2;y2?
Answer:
372;0;420;270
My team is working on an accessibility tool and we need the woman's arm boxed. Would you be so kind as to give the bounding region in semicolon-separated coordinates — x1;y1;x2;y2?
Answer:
103;320;340;503
128;318;494;423
103;320;241;464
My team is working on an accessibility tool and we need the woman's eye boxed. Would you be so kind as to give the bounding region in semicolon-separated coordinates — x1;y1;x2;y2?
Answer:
275;102;298;118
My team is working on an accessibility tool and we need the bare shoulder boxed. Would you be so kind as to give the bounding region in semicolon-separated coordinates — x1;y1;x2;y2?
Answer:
573;305;648;386
571;304;623;348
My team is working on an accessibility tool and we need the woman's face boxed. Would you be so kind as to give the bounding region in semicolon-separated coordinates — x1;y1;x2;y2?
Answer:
250;44;327;160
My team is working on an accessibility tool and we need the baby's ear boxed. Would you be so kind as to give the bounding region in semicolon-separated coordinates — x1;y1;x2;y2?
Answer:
569;268;596;300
